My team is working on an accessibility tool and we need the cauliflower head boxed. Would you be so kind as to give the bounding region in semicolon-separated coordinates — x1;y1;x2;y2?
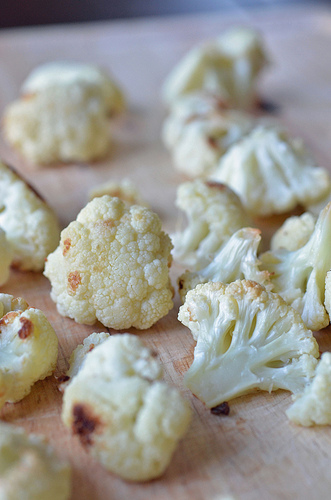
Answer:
0;162;60;271
88;178;148;206
178;227;271;302
44;196;174;330
178;280;319;407
0;421;71;500
0;293;58;409
61;334;191;481
261;202;331;331
172;180;250;269
162;27;268;108
209;126;331;216
0;228;13;286
271;212;316;252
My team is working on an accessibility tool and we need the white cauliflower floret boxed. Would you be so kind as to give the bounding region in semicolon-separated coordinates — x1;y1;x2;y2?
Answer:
286;352;331;426
172;180;250;269
0;421;71;500
209;126;331;216
162;92;254;178
178;280;319;407
162;27;268;109
271;212;316;252
88;178;148;206
0;293;58;409
44;196;173;330
61;334;191;481
0;228;13;286
0;162;60;271
178;227;271;302
261;202;331;331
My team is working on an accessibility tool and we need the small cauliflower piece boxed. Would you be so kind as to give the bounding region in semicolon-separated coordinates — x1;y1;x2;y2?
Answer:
178;280;319;407
62;334;191;481
0;421;71;500
209;126;331;216
172;180;250;269
178;227;271;302
0;162;60;271
88;178;148;206
162;27;268;109
44;196;173;330
271;212;316;252
0;228;13;286
286;352;331;426
261;202;331;331
0;293;58;409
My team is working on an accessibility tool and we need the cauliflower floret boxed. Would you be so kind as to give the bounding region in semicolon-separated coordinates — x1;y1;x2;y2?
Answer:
0;162;60;271
178;227;271;302
261;202;331;331
162;27;268;109
61;334;191;481
271;212;316;252
0;228;13;286
88;178;148;206
44;196;173;330
178;280;319;407
162;92;254;178
0;293;58;409
172;180;250;269
209;126;331;216
0;421;71;500
286;352;331;426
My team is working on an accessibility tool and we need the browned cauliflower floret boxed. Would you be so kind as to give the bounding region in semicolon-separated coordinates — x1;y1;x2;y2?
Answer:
44;196;174;330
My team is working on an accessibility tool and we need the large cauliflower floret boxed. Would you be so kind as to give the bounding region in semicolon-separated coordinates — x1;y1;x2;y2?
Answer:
261;202;331;331
209;126;331;216
0;421;71;500
286;352;331;426
271;212;316;252
0;293;58;409
162;27;268;109
0;228;13;286
178;228;271;302
0;162;60;271
61;334;191;481
172;180;250;270
88;178;148;206
178;280;319;407
44;196;174;330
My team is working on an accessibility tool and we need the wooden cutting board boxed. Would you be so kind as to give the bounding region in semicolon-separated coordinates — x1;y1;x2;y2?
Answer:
1;4;331;499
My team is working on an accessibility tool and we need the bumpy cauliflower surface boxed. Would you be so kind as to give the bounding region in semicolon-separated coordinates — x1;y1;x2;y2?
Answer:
0;162;60;271
178;228;271;302
162;27;268;109
286;352;331;426
0;293;58;409
0;422;71;500
172;180;250;269
61;334;191;481
44;196;173;330
209;126;331;216
271;212;316;252
261;202;331;331
88;178;147;206
0;228;13;286
178;280;319;407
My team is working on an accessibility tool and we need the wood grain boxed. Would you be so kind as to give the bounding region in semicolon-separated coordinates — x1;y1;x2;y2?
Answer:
0;4;331;499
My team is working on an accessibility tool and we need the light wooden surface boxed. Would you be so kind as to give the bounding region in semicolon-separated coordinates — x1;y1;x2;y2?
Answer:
1;4;331;499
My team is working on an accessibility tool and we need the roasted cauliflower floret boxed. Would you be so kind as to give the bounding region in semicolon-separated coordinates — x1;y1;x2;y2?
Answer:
0;228;13;286
178;280;319;407
44;196;173;330
0;421;71;500
271;212;316;252
209;126;331;216
162;92;254;178
261;202;331;331
162;27;268;109
88;178;147;206
0;293;58;409
61;334;191;481
286;352;331;426
0;162;60;271
178;228;271;302
172;180;250;269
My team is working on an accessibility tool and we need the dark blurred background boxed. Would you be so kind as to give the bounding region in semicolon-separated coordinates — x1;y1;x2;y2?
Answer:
1;0;328;29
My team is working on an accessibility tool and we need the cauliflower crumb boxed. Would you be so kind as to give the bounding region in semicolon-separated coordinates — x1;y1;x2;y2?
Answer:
44;196;174;330
271;212;316;251
61;334;191;481
88;178;148;206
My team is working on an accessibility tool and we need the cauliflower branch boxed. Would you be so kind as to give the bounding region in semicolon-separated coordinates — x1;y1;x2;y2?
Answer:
178;280;319;407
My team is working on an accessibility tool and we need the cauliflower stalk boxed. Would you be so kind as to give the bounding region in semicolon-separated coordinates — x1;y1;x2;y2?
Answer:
178;280;319;407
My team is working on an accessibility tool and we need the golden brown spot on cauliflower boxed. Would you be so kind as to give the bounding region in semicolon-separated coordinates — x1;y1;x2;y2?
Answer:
63;238;72;256
207;136;218;149
88;343;95;352
205;181;227;191
72;403;101;446
17;317;34;339
0;311;20;330
68;271;82;294
103;219;115;228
